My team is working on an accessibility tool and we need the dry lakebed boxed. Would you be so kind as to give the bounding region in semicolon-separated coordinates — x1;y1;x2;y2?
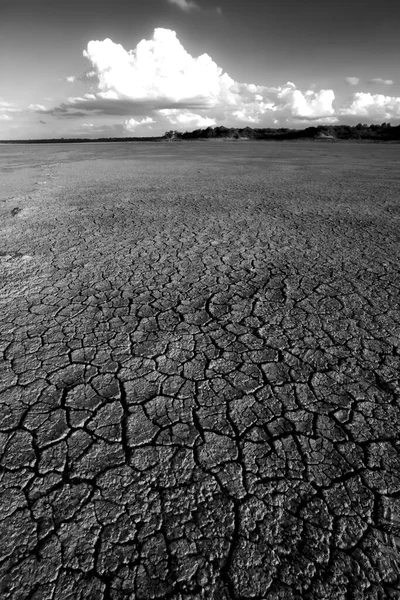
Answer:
0;141;400;599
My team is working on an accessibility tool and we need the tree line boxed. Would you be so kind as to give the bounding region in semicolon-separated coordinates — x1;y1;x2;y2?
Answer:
165;123;400;141
2;123;399;143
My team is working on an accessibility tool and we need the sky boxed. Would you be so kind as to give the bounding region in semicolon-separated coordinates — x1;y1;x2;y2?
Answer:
1;0;399;139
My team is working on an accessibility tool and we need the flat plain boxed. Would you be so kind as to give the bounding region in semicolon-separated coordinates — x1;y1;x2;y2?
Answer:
1;141;400;599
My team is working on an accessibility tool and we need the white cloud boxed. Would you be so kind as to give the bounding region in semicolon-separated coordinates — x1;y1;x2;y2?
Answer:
83;29;236;108
28;104;47;112
66;75;76;83
51;28;400;129
369;78;394;85
298;116;339;124
340;92;400;119
68;94;97;103
77;29;337;126
159;109;216;127
230;94;277;122
167;0;199;11
0;114;12;121
291;89;336;119
345;77;360;86
232;109;261;123
124;116;155;131
0;100;22;113
271;82;336;120
81;123;94;128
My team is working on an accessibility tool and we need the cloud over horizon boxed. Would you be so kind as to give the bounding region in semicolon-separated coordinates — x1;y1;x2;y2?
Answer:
31;29;400;133
41;29;340;129
281;84;336;120
124;116;155;131
340;92;400;120
159;109;216;128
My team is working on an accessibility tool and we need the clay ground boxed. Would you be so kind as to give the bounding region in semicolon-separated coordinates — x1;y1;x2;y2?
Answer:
1;141;400;599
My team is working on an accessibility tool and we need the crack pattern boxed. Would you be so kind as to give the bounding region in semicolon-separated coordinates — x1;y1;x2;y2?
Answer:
1;142;400;599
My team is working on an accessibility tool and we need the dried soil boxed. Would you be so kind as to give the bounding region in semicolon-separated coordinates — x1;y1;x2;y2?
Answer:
1;141;400;599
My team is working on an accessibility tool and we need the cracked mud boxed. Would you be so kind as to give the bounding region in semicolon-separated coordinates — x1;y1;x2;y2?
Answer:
1;141;400;599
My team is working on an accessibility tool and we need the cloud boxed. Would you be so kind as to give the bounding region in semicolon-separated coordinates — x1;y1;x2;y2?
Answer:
81;70;97;81
340;92;400;119
66;75;76;83
232;108;262;123
44;28;400;130
124;116;155;131
159;109;216;128
82;29;236;108
369;78;394;85
28;104;47;112
279;84;336;120
345;77;360;86
0;100;21;126
167;0;199;12
0;100;22;113
73;29;336;126
69;94;97;103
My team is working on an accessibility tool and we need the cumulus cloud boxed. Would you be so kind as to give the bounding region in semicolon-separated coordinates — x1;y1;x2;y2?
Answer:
0;114;12;121
65;28;335;127
278;84;336;120
82;29;236;108
340;92;400;119
29;104;47;112
167;0;199;11
42;27;400;130
345;77;360;86
124;116;155;131
66;75;76;83
232;108;262;123
159;109;216;128
369;78;394;85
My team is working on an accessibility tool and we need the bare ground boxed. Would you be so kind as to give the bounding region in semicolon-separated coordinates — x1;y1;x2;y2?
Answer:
1;141;400;599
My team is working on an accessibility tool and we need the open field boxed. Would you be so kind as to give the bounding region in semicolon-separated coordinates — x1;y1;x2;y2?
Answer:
1;141;400;599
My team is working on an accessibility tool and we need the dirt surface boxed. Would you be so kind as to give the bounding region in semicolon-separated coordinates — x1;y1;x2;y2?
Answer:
1;141;400;599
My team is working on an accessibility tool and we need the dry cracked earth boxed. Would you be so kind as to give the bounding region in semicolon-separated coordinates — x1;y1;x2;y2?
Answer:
1;141;400;599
